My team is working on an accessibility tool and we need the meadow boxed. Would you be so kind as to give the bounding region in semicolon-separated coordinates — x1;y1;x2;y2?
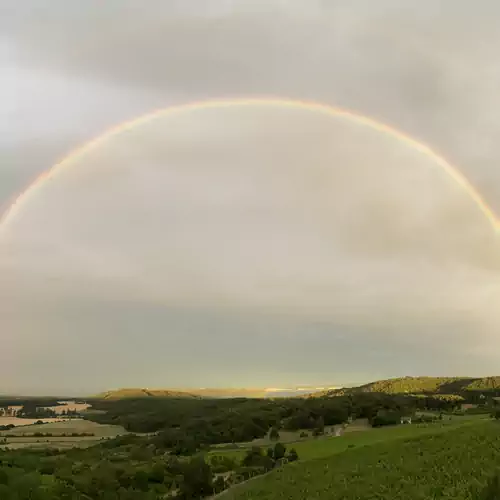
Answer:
218;419;499;499
209;414;487;462
0;419;127;449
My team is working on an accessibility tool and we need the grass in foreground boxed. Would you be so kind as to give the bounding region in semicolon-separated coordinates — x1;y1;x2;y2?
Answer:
220;419;499;499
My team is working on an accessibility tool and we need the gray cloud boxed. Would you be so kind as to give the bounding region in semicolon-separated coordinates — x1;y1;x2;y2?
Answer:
2;0;500;393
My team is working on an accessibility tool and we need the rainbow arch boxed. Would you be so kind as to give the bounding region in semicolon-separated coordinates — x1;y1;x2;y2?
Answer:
1;97;499;232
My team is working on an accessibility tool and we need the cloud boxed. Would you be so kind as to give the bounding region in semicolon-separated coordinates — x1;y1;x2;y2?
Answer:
2;103;500;394
2;0;500;393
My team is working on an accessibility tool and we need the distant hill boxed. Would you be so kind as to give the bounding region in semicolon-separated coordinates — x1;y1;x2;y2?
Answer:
97;388;199;399
192;387;335;398
96;386;329;399
96;377;500;400
312;376;500;397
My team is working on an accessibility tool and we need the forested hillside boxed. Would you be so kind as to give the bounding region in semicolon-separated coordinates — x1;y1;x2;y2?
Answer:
317;376;500;398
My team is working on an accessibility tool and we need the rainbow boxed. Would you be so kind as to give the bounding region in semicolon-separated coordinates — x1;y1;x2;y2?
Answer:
1;97;498;232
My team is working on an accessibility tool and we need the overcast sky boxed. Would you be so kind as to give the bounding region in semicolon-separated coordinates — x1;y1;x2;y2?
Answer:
2;0;500;395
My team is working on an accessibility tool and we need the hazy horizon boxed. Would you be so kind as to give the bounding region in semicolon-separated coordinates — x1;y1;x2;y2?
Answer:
3;0;500;395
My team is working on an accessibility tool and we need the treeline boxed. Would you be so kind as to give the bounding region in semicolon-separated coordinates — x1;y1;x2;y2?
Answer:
322;376;500;401
17;406;57;419
10;405;79;420
85;392;470;454
0;398;61;408
5;432;95;438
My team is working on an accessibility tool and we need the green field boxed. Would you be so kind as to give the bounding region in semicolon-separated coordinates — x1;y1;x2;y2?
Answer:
209;414;487;463
0;419;127;449
218;419;498;499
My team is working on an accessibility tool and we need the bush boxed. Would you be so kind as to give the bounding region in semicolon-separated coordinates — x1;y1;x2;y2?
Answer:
287;448;299;462
371;411;401;428
209;455;237;473
272;442;286;461
269;427;280;441
242;447;275;470
178;457;213;499
213;476;226;494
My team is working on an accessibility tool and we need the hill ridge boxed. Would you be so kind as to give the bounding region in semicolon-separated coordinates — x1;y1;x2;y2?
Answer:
314;375;500;397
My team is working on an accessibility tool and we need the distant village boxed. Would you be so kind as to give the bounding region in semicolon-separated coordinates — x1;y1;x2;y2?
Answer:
0;406;22;417
0;401;90;420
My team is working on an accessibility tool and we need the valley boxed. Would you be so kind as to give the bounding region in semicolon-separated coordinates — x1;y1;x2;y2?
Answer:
1;376;500;498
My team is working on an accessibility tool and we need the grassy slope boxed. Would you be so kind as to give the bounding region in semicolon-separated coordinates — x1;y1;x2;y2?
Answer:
221;419;498;500
96;388;290;398
209;415;486;462
96;388;199;399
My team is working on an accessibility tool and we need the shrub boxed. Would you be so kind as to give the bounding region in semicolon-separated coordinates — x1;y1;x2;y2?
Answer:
272;442;286;461
287;448;299;462
269;427;280;441
371;411;401;428
209;455;237;473
213;476;226;494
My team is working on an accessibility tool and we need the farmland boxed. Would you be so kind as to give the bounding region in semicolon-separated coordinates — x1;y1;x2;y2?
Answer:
0;418;127;449
219;419;500;499
0;378;497;499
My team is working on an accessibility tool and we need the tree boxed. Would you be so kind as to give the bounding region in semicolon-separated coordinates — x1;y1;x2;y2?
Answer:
178;457;213;499
273;442;286;461
149;463;165;483
287;448;299;462
242;447;264;467
242;447;274;470
132;470;149;492
313;416;325;436
213;476;226;494
269;427;280;441
0;469;8;486
371;410;401;428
